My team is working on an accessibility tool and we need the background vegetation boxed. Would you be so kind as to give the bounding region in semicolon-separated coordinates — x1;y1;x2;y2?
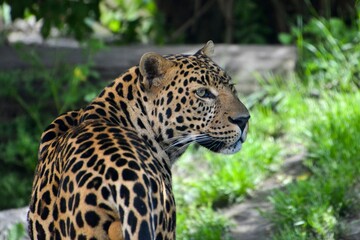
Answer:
1;0;360;239
0;0;357;44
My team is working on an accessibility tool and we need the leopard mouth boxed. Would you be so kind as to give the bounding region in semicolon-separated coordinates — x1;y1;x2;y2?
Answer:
220;125;248;154
196;137;243;154
195;135;226;152
196;125;248;154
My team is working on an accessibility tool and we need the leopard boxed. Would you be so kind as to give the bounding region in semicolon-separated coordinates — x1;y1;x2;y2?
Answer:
27;41;250;240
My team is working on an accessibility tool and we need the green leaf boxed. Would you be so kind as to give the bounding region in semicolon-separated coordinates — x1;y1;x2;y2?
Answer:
278;33;293;44
7;223;26;240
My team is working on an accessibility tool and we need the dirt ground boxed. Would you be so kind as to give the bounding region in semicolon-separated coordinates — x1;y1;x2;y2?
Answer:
221;149;307;239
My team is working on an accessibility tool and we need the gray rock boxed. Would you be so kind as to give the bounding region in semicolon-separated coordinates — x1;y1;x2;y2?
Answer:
0;44;297;96
0;207;29;240
222;147;308;240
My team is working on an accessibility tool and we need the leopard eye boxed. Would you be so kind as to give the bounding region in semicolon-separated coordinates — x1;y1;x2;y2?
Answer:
195;88;216;99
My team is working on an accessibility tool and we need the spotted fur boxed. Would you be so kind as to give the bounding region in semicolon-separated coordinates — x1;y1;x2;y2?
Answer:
28;41;250;240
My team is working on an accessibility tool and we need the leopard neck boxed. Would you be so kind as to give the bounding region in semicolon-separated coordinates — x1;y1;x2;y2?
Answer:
80;66;175;168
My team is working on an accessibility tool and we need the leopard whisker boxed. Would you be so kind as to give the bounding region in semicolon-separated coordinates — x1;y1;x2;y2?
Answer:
165;133;209;151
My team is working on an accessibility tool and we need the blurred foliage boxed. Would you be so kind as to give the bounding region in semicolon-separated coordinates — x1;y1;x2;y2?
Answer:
0;45;102;210
279;16;360;91
233;0;271;44
269;92;360;240
0;0;164;43
7;223;26;240
0;0;100;39
265;5;360;239
99;0;165;44
176;205;232;240
0;0;357;43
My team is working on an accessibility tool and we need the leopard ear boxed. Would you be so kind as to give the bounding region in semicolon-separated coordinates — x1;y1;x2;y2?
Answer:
139;52;174;90
195;40;215;57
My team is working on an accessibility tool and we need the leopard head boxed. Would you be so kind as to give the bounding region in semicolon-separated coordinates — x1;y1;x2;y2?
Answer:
139;41;250;158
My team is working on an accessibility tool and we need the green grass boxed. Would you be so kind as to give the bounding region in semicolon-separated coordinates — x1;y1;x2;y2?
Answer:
280;15;360;92
266;8;360;238
176;205;232;240
269;92;360;239
306;93;360;170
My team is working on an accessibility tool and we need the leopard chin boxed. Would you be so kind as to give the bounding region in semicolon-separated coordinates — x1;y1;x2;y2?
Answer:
219;139;243;154
215;124;249;154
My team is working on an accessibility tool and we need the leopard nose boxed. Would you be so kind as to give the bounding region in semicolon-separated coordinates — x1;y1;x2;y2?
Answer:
228;115;250;132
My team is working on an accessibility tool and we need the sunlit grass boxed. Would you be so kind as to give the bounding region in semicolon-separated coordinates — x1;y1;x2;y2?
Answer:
268;10;360;238
270;92;360;239
254;17;360;238
176;205;232;240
